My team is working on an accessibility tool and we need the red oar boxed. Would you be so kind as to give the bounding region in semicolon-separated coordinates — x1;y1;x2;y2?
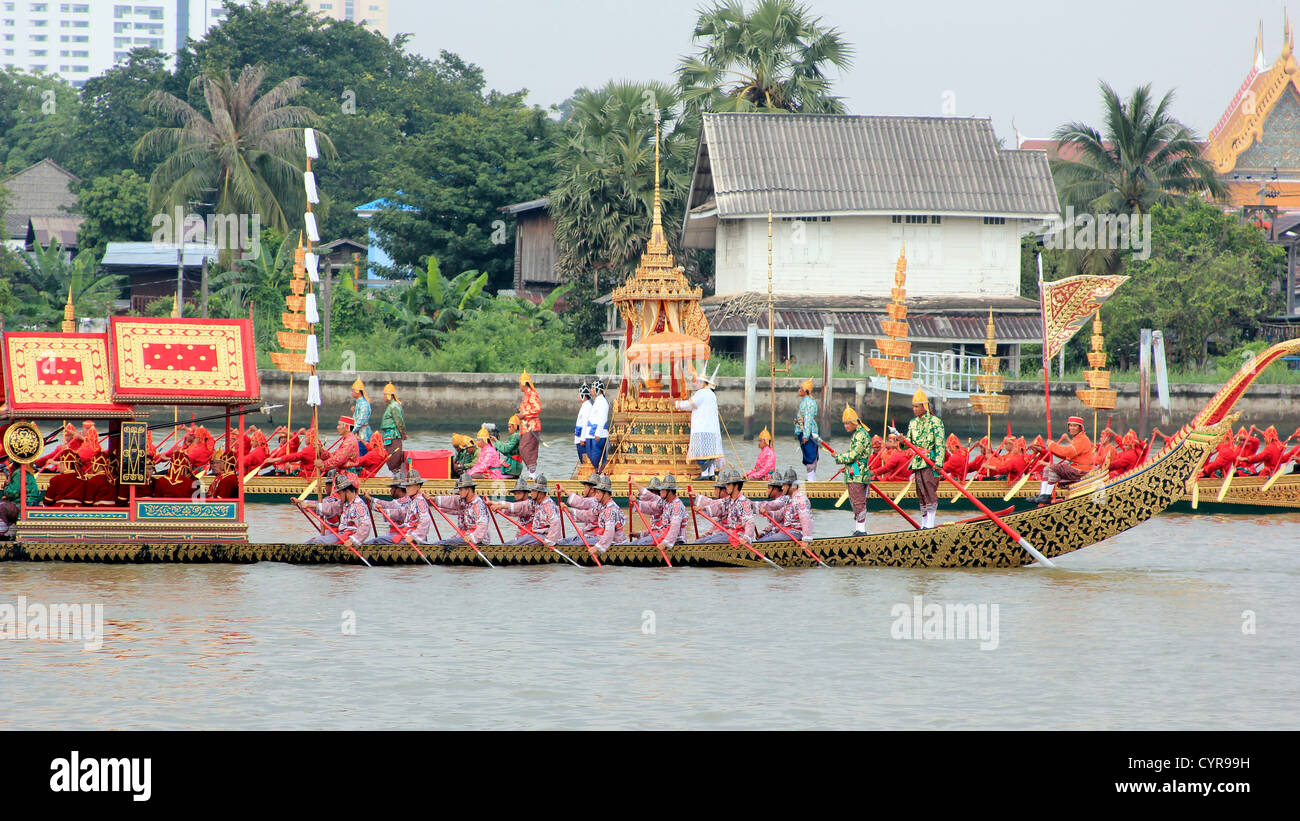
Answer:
492;508;583;568
364;495;434;566
628;483;673;567
894;433;1055;568
813;437;919;529
755;507;827;567
689;498;781;570
423;494;496;568
294;500;372;567
554;483;601;566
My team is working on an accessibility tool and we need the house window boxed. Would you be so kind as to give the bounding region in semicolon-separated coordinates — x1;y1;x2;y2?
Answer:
779;216;832;265
983;216;1005;225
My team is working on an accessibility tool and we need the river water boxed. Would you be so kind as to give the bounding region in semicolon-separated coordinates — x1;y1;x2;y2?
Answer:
2;425;1297;729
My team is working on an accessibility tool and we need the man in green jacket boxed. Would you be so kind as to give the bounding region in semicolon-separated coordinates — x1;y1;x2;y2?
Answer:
833;404;873;535
904;389;945;529
380;381;406;472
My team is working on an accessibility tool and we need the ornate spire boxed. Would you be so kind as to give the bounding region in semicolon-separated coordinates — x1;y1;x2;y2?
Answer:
61;284;74;333
647;111;667;256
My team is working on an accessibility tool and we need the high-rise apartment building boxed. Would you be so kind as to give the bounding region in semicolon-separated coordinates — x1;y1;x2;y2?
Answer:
0;1;389;87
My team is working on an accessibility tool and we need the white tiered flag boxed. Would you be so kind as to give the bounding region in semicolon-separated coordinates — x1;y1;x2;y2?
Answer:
307;374;321;407
304;251;319;282
304;128;319;159
305;292;319;324
304;172;319;204
304;212;320;242
305;333;319;365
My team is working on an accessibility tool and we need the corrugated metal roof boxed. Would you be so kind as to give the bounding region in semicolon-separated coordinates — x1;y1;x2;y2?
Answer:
101;242;219;268
703;296;1042;343
26;215;83;247
699;113;1059;218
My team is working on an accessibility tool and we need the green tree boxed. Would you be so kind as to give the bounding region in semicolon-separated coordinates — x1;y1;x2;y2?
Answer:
1051;82;1226;214
75;170;153;258
548;81;696;343
677;0;855;116
1089;199;1281;368
69;49;169;179
369;100;556;291
134;64;333;239
6;241;123;328
0;69;80;173
376;257;490;350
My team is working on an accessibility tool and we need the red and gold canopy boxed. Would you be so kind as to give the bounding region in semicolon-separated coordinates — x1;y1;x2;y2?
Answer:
1;332;135;419
108;317;260;404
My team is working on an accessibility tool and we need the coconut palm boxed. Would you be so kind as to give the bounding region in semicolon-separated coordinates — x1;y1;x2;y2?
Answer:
1051;82;1226;214
677;0;855;116
133;65;333;240
549;80;692;288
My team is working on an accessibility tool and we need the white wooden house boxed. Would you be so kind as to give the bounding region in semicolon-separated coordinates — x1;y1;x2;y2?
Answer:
678;113;1059;377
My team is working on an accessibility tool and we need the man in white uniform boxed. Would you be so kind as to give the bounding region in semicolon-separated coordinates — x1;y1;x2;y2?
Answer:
574;382;593;466
587;378;610;471
675;365;722;479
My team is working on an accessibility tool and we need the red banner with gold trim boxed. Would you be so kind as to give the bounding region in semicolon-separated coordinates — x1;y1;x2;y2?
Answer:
108;317;260;404
1039;275;1129;361
1;333;135;418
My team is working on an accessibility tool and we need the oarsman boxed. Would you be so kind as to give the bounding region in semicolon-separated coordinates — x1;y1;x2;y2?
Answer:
489;476;535;545
380;381;406;472
430;474;492;549
1029;415;1095;504
187;424;216;473
206;450;239;499
1243;425;1289;476
942;434;970;481
692;471;756;543
983;435;1030;483
298;473;368;546
745;427;776;480
755;471;790;539
633;474;688;549
674;366;722;480
759;467;813;546
965;435;992;478
350;378;373;444
319;415;361;476
81;447;116;506
903;389;945;529
584;473;626;555
150;447;193;499
1199;430;1239;479
34;423;81;471
833;404;874;535
241;427;270;474
362;473;413;545
356;431;388;478
271;428;323;478
794;378;820;480
587;378;610;471
467;426;504;479
299;471;342;538
878;435;912;481
398;470;432;542
496;415;525;479
556;474;601;547
517;369;542;478
574;382;594;466
492;474;561;547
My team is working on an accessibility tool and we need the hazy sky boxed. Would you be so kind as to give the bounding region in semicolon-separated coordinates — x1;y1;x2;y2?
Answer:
396;0;1295;140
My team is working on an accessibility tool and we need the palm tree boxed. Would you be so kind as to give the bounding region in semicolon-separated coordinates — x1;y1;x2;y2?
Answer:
133;65;333;240
7;241;123;329
677;0;855;116
549;80;692;288
377;255;491;350
1051;82;1226;214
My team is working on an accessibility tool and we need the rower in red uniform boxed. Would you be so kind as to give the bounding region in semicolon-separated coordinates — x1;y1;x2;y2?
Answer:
207;451;239;499
188;424;216;473
34;423;81;471
272;429;323;479
984;435;1030;484
1030;415;1094;504
241;427;270;474
878;436;912;481
942;434;970;480
1107;430;1141;476
356;431;388;479
1200;431;1240;479
152;449;195;498
319;416;361;477
43;448;87;505
82;449;117;505
867;435;885;475
966;436;993;479
1242;426;1287;476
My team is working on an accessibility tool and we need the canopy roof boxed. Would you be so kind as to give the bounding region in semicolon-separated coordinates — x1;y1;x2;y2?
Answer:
1;332;135;419
108;317;261;404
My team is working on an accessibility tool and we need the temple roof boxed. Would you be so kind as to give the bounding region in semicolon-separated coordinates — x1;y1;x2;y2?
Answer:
1205;16;1300;175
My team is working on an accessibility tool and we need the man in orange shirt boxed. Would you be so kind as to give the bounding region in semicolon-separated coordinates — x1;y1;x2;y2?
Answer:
1028;415;1094;504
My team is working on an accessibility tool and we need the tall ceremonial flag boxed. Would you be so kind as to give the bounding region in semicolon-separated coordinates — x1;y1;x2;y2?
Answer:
1036;256;1128;442
1039;274;1129;361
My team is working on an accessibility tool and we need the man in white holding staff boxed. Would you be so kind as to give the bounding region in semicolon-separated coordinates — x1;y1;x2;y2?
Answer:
675;363;722;480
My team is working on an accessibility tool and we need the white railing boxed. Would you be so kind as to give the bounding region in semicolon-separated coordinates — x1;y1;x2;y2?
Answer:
867;349;987;400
